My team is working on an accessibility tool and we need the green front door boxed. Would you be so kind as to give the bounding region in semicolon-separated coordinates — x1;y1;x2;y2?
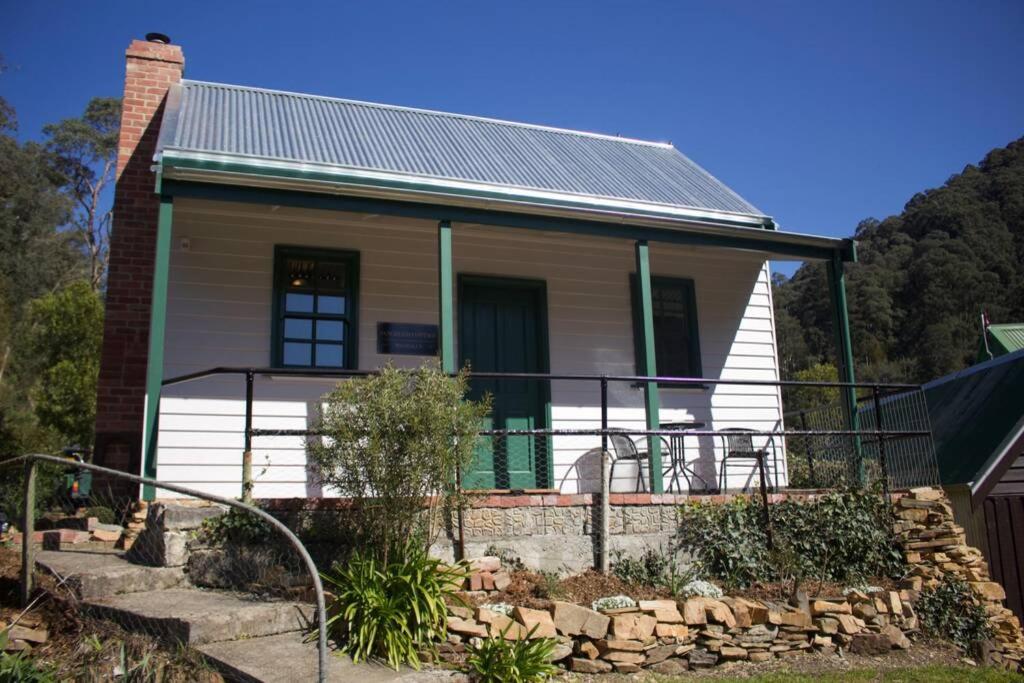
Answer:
459;277;549;490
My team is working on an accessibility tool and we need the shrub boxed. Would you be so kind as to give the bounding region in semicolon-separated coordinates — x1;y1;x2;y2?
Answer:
917;574;992;651
592;595;635;611
610;546;694;595
197;506;273;546
465;629;559;683
534;570;565;600
679;579;723;599
675;489;904;589
321;544;468;670
310;363;490;562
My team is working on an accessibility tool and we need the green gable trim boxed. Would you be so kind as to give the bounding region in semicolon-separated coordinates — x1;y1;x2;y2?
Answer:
161;178;855;263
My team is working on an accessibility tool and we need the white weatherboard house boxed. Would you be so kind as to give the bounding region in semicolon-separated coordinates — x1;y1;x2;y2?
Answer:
95;37;859;501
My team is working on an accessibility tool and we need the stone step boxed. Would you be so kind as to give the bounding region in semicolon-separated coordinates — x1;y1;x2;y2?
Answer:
199;631;465;682
36;549;184;599
199;632;413;682
83;588;313;646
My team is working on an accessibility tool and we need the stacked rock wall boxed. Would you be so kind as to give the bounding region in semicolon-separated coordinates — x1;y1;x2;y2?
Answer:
443;487;1024;673
445;588;917;674
894;487;1024;668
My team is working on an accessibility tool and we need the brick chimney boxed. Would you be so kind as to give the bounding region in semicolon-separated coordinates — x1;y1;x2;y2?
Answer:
94;35;183;483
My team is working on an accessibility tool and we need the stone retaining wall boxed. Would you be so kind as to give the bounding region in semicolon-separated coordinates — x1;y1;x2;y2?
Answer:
445;584;916;674
438;487;1024;673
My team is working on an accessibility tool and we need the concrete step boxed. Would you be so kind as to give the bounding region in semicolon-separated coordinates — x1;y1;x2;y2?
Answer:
198;632;465;683
84;588;313;646
36;549;185;599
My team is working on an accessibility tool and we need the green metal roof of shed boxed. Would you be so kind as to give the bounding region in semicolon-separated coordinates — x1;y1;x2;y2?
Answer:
926;349;1024;497
987;324;1024;357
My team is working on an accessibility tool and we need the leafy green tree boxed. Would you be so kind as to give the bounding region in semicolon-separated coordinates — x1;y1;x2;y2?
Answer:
0;103;79;384
20;282;103;446
44;97;121;290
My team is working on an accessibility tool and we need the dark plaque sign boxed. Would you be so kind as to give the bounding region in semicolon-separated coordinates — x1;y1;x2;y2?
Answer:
377;323;439;356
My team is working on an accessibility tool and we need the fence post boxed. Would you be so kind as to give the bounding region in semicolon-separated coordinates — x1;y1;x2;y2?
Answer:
20;459;36;606
799;410;817;488
599;376;610;573
242;369;255;503
756;454;774;551
872;386;890;501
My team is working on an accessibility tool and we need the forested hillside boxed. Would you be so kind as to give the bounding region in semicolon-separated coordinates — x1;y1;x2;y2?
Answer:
774;137;1024;384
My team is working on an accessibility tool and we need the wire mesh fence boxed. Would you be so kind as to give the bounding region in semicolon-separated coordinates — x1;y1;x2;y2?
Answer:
0;453;328;682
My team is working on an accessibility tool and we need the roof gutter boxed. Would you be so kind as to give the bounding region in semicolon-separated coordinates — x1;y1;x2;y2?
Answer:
156;150;855;261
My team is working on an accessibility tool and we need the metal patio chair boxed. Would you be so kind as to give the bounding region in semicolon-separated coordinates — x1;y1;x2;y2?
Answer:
717;428;778;494
609;431;648;493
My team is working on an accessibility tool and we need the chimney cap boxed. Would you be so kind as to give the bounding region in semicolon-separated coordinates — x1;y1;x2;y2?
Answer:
145;32;171;44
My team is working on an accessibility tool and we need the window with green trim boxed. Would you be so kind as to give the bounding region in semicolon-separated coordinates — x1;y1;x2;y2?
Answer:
273;246;359;368
631;275;702;378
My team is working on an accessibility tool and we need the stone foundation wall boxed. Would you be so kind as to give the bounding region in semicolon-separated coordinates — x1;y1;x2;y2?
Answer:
263;492;817;574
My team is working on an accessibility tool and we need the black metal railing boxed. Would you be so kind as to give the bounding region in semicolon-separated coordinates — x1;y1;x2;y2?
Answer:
160;368;939;496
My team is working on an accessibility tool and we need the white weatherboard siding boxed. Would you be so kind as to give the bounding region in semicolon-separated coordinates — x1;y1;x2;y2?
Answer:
157;198;785;498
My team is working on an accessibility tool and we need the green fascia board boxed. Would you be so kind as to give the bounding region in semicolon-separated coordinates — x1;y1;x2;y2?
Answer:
160;175;854;263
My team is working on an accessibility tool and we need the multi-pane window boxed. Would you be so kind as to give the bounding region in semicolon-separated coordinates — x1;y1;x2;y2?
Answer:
273;247;358;368
631;275;702;378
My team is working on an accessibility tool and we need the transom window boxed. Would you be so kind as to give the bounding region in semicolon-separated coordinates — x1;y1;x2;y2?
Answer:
272;247;359;368
631;275;702;378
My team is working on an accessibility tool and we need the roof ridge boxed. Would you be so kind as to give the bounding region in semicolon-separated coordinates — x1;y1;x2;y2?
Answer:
180;79;675;149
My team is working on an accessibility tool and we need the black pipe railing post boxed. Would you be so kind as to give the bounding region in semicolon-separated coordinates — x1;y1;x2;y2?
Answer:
600;376;609;455
799;410;817;488
242;369;255;503
872;385;890;501
599;375;610;573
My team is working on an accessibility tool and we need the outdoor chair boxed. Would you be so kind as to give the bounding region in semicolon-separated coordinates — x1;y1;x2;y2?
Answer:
609;431;648;492
717;428;778;494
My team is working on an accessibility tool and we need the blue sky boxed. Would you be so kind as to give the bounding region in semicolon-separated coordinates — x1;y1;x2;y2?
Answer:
3;1;1022;275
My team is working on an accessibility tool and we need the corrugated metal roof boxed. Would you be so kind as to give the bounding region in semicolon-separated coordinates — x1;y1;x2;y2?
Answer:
925;349;1024;489
990;324;1024;356
158;80;763;218
977;323;1024;362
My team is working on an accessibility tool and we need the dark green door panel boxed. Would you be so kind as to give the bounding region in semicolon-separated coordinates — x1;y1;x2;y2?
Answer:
459;278;548;490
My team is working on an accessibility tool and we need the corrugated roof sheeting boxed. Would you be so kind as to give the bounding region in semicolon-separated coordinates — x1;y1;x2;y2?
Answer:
990;324;1024;356
163;80;763;216
924;349;1024;488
